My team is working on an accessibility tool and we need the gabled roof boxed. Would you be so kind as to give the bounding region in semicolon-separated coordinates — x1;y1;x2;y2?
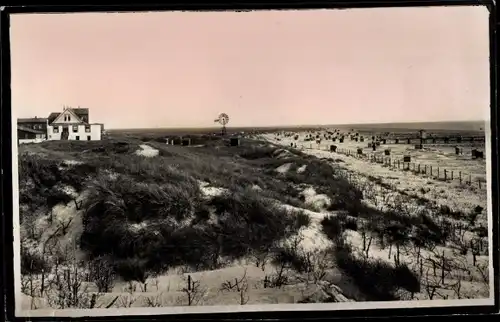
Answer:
18;118;47;123
50;108;85;124
18;125;45;134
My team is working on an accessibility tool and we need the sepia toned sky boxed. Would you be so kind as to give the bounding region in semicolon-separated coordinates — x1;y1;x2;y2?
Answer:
10;6;490;129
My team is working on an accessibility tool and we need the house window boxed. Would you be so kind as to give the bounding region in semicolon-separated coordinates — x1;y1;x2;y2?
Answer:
76;136;80;141
53;126;59;133
73;125;78;132
85;125;91;133
87;136;91;141
68;115;71;121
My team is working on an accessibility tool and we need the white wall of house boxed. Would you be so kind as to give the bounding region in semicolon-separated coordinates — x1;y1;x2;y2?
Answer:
47;124;102;141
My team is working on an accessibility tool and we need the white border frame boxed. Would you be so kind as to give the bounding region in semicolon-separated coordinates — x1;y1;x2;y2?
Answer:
9;12;496;319
11;118;495;318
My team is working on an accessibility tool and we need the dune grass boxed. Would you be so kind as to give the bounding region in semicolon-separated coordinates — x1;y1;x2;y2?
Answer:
22;134;476;304
20;137;362;288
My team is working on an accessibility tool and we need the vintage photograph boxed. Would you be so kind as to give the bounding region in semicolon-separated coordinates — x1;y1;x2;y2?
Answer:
9;5;493;317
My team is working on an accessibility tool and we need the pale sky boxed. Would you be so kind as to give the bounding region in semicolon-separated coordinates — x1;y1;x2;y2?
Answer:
10;6;490;129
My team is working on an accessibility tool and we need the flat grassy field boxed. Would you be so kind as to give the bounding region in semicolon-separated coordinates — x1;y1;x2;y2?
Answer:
17;130;490;311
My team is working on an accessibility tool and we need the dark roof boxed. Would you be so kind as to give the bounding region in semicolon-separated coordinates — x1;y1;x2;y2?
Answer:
48;112;61;124
72;108;89;115
18;118;47;123
48;108;89;124
18;125;45;134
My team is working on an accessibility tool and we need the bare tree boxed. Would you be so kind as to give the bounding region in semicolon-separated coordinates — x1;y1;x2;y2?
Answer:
360;227;373;258
178;275;206;306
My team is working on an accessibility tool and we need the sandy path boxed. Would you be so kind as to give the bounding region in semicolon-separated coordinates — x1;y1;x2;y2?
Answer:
260;134;487;215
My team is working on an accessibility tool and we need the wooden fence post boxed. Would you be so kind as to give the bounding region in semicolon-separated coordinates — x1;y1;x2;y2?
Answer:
437;167;440;179
444;169;447;181
430;165;433;176
418;164;421;173
451;171;454;180
424;165;427;174
459;171;462;184
468;174;472;185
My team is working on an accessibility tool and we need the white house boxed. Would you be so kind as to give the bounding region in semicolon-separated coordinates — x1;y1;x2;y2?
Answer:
46;106;103;141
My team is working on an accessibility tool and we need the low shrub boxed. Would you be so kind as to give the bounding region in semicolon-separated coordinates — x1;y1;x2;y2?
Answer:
294;211;311;229
321;215;344;242
207;189;299;259
335;244;420;301
238;146;277;160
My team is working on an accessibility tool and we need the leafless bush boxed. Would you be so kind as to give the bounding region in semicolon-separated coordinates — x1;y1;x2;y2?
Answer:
453;227;470;256
21;274;40;309
137;281;149;292
475;262;489;286
87;257;116;293
117;284;137;308
73;198;83;210
264;238;302;289
220;268;248;292
295;249;332;284
151;277;160;291
450;278;464;299
427;249;454;284
58;218;73;236
250;247;271;271
422;268;446;300
220;269;250;305
178;275;206;306
45;258;100;309
143;293;164;307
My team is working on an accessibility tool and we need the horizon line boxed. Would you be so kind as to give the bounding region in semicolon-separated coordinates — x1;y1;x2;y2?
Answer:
107;119;487;131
